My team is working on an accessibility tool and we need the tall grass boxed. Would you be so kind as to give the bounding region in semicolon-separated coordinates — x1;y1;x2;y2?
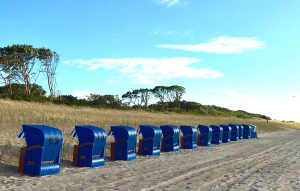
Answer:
0;99;298;166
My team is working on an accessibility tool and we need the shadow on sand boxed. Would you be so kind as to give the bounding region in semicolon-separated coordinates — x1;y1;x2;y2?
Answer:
0;162;18;177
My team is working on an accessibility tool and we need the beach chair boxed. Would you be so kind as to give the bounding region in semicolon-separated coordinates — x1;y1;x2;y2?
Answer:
70;125;106;167
108;126;137;161
197;125;212;146
137;125;162;156
180;125;197;149
210;125;223;144
220;125;232;143
17;125;63;176
160;125;180;152
228;124;239;141
242;124;251;139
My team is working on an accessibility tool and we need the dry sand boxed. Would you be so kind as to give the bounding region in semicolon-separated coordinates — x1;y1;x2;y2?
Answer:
0;129;299;191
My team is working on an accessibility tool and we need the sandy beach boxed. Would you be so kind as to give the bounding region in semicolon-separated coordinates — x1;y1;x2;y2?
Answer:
0;129;299;191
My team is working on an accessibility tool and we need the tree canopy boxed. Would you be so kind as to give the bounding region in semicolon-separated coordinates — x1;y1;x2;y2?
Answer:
0;44;59;98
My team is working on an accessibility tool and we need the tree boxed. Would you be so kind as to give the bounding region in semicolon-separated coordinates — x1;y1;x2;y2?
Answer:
131;89;142;106
1;45;39;95
0;44;59;97
139;88;152;107
102;94;122;108
0;47;18;95
152;86;167;103
0;83;47;101
87;93;122;108
169;85;186;108
151;85;185;109
38;48;59;100
55;95;78;105
122;91;134;106
122;89;152;108
122;90;141;107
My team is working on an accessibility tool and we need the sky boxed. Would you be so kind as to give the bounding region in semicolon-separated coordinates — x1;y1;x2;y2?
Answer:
1;0;300;122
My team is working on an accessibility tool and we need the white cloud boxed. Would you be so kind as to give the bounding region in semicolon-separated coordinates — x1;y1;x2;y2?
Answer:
63;57;223;84
257;96;300;122
230;95;300;122
158;36;264;54
73;90;92;99
156;0;187;7
188;89;300;122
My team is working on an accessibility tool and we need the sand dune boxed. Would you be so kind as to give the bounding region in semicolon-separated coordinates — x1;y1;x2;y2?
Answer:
0;129;299;191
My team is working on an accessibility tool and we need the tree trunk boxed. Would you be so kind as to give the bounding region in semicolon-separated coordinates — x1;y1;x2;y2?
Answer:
9;81;12;95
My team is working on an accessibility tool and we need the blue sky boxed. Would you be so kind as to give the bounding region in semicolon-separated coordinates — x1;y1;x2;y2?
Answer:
1;0;300;121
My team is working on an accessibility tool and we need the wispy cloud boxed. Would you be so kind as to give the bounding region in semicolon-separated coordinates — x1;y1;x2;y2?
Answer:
64;57;223;84
158;36;264;54
155;0;187;7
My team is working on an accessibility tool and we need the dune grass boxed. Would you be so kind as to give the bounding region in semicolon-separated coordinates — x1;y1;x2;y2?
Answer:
0;99;299;166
